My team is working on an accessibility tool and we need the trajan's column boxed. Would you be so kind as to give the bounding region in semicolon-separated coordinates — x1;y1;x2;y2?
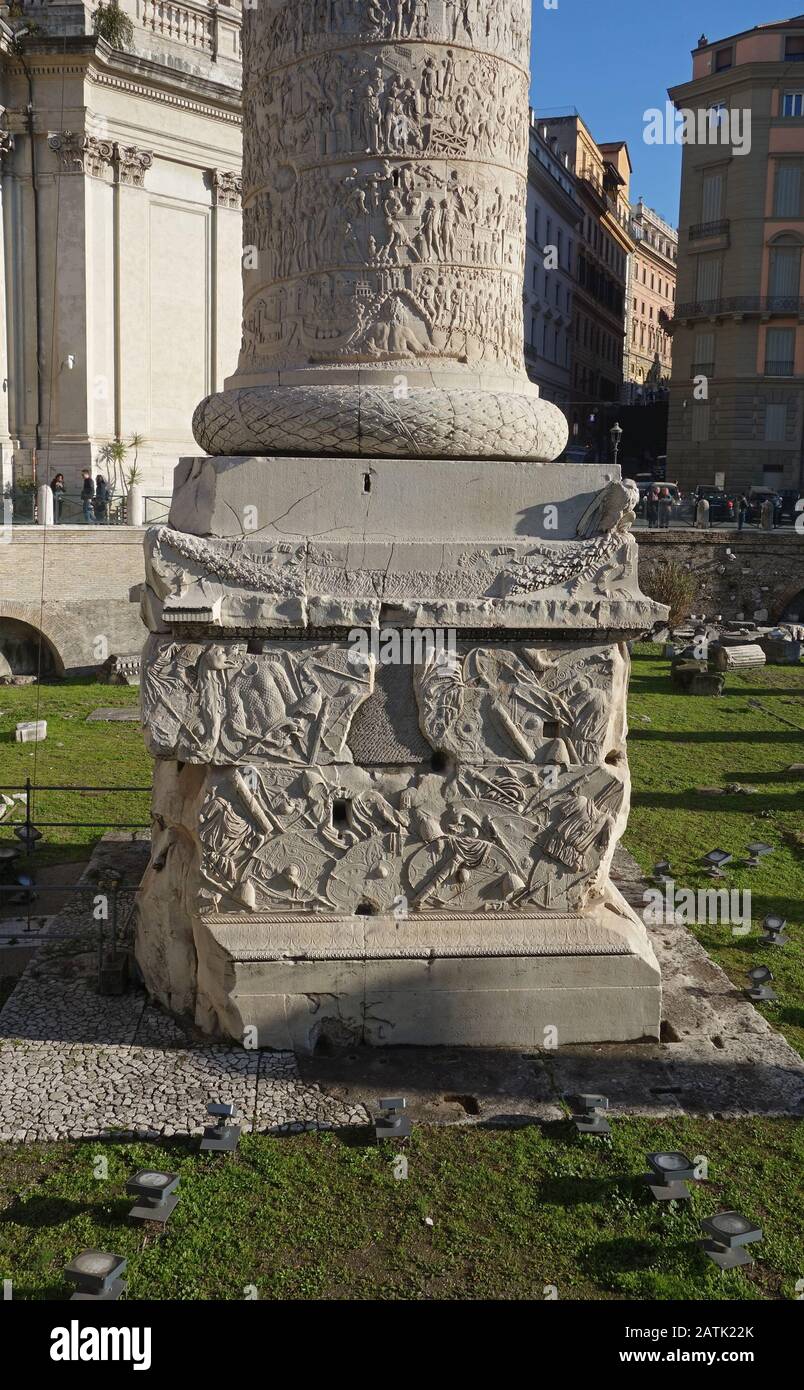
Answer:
192;0;566;460
137;0;666;1051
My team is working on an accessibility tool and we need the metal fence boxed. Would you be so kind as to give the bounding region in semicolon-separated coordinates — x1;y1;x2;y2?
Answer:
2;489;172;526
0;779;151;991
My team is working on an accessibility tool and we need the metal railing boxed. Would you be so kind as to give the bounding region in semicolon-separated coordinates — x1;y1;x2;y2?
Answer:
688;220;730;240
0;779;151;992
765;360;796;377
2;488;126;526
676;295;804;317
143;494;172;524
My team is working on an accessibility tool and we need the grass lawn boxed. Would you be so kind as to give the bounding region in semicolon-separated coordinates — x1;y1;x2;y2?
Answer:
0;1119;801;1301
0;678;151;868
625;645;804;1058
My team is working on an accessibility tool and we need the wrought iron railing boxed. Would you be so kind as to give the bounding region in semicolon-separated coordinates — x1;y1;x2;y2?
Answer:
688;220;730;240
675;295;804;317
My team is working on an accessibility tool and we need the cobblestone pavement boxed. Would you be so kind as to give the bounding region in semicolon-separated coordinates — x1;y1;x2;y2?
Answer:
0;841;801;1141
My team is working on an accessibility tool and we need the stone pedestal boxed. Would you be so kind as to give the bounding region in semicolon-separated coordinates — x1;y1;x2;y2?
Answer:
136;456;665;1048
136;1;667;1048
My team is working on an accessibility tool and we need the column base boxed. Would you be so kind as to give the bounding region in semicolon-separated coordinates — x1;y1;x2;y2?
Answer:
192;887;661;1052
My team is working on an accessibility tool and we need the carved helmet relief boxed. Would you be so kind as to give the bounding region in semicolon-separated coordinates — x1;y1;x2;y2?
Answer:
192;0;569;460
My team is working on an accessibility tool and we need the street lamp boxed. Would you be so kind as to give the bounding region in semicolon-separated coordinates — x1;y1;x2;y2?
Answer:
610;422;623;467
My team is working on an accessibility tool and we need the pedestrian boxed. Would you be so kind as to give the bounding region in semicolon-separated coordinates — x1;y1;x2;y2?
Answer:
695;495;710;529
646;486;659;529
50;472;65;523
761;496;774;532
737;493;749;531
80;469;95;523
93;473;110;524
657;487;673;530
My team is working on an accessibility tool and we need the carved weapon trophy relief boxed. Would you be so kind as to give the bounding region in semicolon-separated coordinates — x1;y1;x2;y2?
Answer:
238;0;531;372
146;636;628;918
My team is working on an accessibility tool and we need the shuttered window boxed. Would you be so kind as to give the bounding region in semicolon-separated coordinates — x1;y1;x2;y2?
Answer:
701;171;723;222
769;247;801;297
696;256;722;300
774;163;802;217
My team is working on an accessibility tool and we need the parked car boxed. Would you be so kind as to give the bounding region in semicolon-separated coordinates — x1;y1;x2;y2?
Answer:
694;486;736;524
747;487;784;525
778;488;803;523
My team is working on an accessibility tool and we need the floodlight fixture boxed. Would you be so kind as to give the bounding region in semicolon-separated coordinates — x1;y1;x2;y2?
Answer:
201;1100;241;1153
653;859;671;881
126;1169;180;1224
64;1249;127;1301
374;1097;411;1142
761;915;789;947
699;1211;763;1270
745;966;777;1002
567;1093;611;1136
643;1151;698;1202
703;849;732;878
745;842;774;870
13;824;42;848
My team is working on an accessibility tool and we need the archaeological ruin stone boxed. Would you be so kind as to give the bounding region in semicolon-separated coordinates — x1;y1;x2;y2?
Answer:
137;0;667;1050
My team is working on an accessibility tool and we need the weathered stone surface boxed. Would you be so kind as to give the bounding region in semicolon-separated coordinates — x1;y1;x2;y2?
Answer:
192;0;566;461
136;0;666;1048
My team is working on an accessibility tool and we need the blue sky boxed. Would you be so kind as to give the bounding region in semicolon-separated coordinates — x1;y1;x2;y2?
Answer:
530;0;776;226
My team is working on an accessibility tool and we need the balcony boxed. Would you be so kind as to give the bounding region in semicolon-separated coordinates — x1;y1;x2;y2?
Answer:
765;360;796;376
691;362;715;377
688;220;730;241
675;296;804;319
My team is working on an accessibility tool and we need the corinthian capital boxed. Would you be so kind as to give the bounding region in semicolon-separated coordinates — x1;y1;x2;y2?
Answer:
114;144;154;187
211;170;243;210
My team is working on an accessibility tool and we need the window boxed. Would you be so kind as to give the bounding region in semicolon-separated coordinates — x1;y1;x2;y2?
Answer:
696;255;722;301
714;46;733;71
785;36;804;61
783;92;804;117
765;404;787;441
691;402;710;441
773;163;802;217
769;245;801;299
701;170;724;222
707;102;728;128
765;327;796;374
533;207;540;241
693;331;715;372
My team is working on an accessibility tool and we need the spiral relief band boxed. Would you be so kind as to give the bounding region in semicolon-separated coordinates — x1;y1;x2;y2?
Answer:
193;0;566;462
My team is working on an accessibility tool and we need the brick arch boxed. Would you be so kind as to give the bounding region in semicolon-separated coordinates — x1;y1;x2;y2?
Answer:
0;603;68;676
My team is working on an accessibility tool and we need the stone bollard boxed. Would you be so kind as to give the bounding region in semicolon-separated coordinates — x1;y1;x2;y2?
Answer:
36;484;54;527
127;485;144;527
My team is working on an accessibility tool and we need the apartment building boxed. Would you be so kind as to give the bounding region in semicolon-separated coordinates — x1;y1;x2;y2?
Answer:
540;115;635;456
624;201;678;400
524;113;583;422
667;17;804;493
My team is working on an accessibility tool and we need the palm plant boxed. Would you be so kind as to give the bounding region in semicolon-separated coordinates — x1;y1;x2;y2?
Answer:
92;1;135;50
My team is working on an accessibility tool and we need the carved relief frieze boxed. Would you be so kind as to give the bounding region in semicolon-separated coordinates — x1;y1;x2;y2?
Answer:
142;636;375;765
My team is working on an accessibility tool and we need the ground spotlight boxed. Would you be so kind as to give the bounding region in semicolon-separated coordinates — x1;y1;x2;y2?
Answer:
745;966;777;1002
643;1151;698;1202
744;842;774;870
374;1097;411;1143
64;1250;127;1301
699;1211;763;1270
126;1170;180;1225
201;1101;241;1152
703;849;732;878
567;1093;611;1136
653;859;671;882
760;915;789;947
